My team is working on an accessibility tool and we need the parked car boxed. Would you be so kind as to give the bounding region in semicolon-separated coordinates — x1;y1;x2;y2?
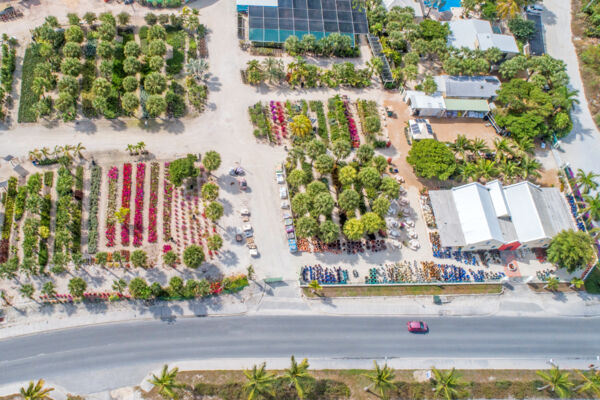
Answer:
276;172;285;184
407;321;428;333
235;227;243;242
239;178;247;190
279;186;288;199
240;208;250;216
281;201;290;209
243;224;253;237
526;4;543;13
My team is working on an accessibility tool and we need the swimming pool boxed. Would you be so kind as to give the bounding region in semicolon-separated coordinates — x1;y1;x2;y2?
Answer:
423;0;462;12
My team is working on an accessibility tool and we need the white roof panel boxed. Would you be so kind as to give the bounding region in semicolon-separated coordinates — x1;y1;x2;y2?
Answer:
503;182;546;242
406;90;445;110
451;183;504;245
237;0;278;6
485;180;510;217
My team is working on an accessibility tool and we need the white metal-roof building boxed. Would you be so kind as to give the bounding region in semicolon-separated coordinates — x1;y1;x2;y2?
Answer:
403;90;445;118
429;180;576;251
434;75;501;100
446;19;519;57
382;0;423;16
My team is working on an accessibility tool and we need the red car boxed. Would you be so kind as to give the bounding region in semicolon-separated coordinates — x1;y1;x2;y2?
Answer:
407;321;428;333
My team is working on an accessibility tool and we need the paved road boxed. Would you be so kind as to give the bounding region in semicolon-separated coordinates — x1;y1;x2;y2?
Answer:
1;315;600;393
543;0;600;173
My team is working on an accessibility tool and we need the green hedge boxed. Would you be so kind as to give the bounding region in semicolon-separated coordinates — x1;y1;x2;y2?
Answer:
18;44;44;123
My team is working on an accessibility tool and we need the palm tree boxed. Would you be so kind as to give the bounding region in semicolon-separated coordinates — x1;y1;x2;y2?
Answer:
456;162;476;183
53;145;64;159
40;146;52;160
62;144;75;160
449;134;471;160
570;277;585;289
308;279;322;295
73;142;86;159
580;193;600;222
576;369;600;397
432;368;465;400
290;114;312;138
473;159;498;182
20;379;54;400
496;0;521;19
519;155;542;180
28;149;43;162
262;57;284;83
148;364;182;399
499;160;521;184
493;138;513;161
362;361;395;399
185;58;209;81
136;141;147;154
555;86;580;112
283;356;311;399
536;366;573;398
513;136;535;156
469;138;489;159
126;144;137;155
575;169;599;194
243;363;275;400
544;276;560;291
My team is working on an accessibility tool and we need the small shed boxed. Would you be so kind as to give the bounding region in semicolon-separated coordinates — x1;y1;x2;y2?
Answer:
444;98;490;118
404;90;445;118
408;119;435;141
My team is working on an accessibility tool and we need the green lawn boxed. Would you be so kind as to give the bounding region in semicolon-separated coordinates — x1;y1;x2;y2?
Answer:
585;265;600;294
302;284;502;298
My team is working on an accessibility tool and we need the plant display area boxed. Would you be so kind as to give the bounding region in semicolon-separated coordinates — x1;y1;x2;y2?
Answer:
0;151;252;304
18;11;208;123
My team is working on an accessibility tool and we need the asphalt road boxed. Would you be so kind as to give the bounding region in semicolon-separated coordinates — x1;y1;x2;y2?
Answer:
1;315;600;393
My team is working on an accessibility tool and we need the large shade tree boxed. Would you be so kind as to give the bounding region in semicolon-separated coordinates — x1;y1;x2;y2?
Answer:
547;230;595;273
407;139;457;180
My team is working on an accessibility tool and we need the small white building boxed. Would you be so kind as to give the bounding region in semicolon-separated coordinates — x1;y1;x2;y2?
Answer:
403;90;445;118
429;180;576;251
447;19;519;58
382;0;423;17
408;119;435;141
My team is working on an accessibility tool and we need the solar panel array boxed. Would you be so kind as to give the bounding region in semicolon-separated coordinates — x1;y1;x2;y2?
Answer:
248;0;369;43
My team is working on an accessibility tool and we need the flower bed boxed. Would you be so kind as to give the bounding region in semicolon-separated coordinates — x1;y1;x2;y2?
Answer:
71;166;84;253
106;167;119;247
328;95;351;145
133;163;146;247
163;162;173;241
148;162;159;243
87;166;102;254
309;100;329;142
38;195;51;266
121;163;132;246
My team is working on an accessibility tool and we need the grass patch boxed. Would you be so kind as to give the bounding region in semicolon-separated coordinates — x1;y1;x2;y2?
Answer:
584;265;600;294
166;49;185;76
17;44;44;123
302;284;502;298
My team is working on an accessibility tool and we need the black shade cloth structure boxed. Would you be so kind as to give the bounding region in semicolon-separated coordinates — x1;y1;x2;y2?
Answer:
367;34;394;85
248;0;368;43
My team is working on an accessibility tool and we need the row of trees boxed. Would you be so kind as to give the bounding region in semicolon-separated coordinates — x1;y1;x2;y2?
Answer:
283;33;357;57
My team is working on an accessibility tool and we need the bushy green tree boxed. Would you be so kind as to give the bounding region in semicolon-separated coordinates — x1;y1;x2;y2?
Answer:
338;189;360;214
145;95;167;118
65;25;84;43
362;212;385;234
319;220;340;243
372;196;390;218
60;58;81;77
296;215;318;238
206;201;224;222
124;41;141;58
144;72;167;94
128;277;151;299
358;167;381;188
121;92;140;116
343;218;364;240
312;192;335;216
68;277;87;298
168;154;199;186
287;169;308;190
314;154;334;175
183;245;204;269
547;230;595;273
292;192;310;216
201;182;219;201
338;165;357;186
122;76;138;92
131;250;148;268
306;181;327;198
406;139;457;180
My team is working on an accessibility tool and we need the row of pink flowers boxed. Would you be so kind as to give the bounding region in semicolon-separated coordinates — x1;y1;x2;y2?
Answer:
121;163;132;245
148;162;159;243
269;101;286;144
133;163;146;247
343;100;360;148
163;162;173;241
106;166;119;247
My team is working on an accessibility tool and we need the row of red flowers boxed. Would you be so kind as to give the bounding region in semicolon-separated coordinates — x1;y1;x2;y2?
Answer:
106;166;119;247
121;163;132;245
163;162;173;241
133;163;146;247
148;162;159;243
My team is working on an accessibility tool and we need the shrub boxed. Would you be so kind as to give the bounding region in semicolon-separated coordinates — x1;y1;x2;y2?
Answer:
131;249;148;268
129;277;151;299
166;90;186;117
145;94;167;118
183;245;204;269
18;45;45;123
65;25;84;43
61;57;81;77
122;76;138;92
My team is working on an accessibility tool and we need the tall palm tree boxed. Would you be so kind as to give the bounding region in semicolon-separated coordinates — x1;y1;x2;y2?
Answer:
449;134;471;160
290;114;313;138
28;149;42;162
62;144;75;160
576;369;600;397
580;193;600;222
570;277;585;289
469;138;489;159
575;169;599;194
20;379;54;400
474;159;498;182
243;363;276;400
283;356;311;399
262;57;284;83
555;86;579;112
53;145;64;159
148;364;182;399
493;138;513;161
73;142;86;159
185;58;209;81
499;160;521;184
519;155;542;180
456;162;476;183
513;136;535;156
536;366;573;398
432;368;465;400
136;141;147;154
40;146;52;160
496;0;521;19
362;361;395;400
